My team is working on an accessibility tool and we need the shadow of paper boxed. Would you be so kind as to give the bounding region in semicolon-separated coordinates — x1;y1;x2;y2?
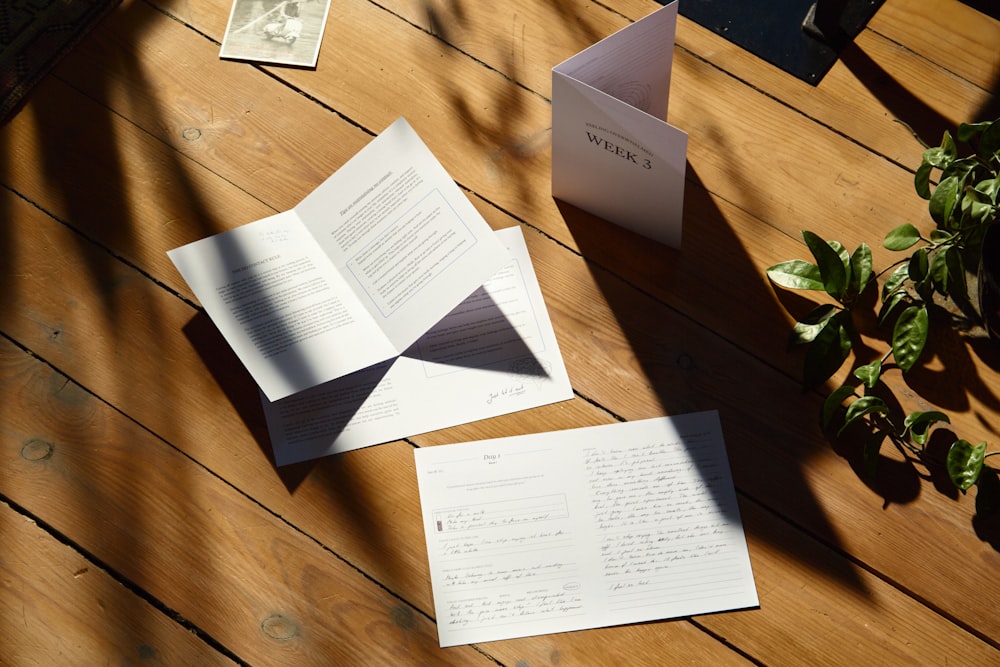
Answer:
404;285;551;380
183;311;313;491
268;282;552;465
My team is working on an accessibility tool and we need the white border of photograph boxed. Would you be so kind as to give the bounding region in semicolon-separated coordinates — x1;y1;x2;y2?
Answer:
219;0;333;68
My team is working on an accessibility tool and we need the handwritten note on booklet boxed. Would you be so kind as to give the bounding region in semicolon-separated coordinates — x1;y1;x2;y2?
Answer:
262;226;573;465
552;1;688;248
414;411;758;647
168;118;510;401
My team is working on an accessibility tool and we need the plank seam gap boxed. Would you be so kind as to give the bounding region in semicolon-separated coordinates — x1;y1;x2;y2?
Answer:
0;183;202;312
0;493;251;666
686;617;768;666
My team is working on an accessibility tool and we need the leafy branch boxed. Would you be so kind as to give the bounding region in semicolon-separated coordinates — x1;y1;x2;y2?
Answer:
767;118;1000;516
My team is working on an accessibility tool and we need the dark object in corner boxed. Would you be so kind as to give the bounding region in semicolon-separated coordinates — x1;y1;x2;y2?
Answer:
666;0;884;85
1;0;122;124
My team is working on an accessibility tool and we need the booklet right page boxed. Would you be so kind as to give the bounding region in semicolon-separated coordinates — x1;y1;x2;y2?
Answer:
414;411;759;647
552;1;688;248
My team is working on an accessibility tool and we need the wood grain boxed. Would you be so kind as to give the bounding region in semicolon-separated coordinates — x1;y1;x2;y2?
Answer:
1;0;998;662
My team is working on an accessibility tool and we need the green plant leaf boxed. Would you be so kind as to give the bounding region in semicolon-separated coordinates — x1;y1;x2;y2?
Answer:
803;231;848;299
946;439;987;491
975;175;1000;204
892;305;928;372
804;311;852;388
828;240;851;267
946;244;967;297
940;157;978;186
980;118;1000;158
821;384;858;428
962;191;995;225
957;121;991;142
930;229;955;243
881;264;909;302
929;175;960;227
908;248;929;283
903;410;951;446
838;395;889;435
929;246;952;295
790;304;839;345
923;131;957;168
853;359;882;389
849;243;873;297
878;289;909;326
766;260;824;291
914;161;934;200
883;224;922;251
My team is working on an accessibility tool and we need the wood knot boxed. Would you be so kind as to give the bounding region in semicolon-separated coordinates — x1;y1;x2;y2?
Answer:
21;439;54;462
261;613;299;641
390;605;414;630
182;127;202;141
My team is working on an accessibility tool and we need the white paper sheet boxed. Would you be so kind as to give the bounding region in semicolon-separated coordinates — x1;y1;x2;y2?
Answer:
552;2;688;248
414;411;758;647
262;226;573;465
168;118;510;401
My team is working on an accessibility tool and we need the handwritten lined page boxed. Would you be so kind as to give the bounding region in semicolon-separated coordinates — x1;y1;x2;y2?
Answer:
414;411;758;647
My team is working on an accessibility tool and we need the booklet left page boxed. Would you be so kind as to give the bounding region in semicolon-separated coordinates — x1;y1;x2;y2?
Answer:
168;211;397;402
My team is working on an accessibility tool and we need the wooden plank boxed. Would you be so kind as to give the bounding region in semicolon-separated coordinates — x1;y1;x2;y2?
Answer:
2;80;276;305
0;500;237;666
0;338;493;666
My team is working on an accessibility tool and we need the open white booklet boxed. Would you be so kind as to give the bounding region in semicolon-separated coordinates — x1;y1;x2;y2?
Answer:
552;1;688;248
168;118;510;402
414;411;758;647
262;226;573;465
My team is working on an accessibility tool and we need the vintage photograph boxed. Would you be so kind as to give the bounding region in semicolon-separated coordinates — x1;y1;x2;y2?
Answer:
219;0;332;67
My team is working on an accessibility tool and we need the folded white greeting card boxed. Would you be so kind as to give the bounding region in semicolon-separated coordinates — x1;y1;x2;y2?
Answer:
552;2;688;248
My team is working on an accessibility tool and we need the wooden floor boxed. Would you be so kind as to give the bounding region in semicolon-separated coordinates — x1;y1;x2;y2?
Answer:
2;0;999;664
